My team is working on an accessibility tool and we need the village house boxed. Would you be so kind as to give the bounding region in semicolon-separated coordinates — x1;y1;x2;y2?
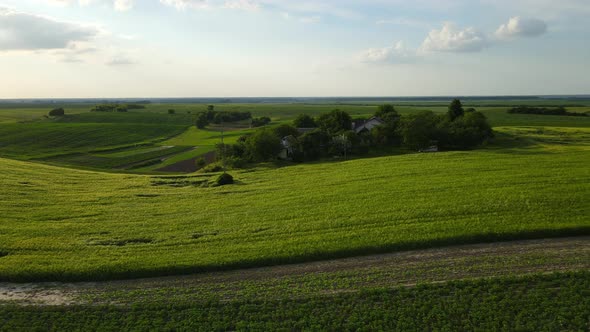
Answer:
351;117;385;134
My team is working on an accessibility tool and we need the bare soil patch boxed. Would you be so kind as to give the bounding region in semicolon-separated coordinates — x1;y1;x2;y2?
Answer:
156;150;216;173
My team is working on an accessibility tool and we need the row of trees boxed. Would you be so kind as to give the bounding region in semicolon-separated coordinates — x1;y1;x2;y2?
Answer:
508;106;587;117
214;99;493;166
195;110;254;129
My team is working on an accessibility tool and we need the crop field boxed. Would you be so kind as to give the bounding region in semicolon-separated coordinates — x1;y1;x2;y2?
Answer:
2;237;589;330
0;99;588;330
1;272;588;331
0;123;588;281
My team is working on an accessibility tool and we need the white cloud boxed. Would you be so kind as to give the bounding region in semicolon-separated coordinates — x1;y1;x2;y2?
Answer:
495;17;547;39
419;22;487;53
46;0;134;11
114;0;133;11
359;41;416;64
376;17;429;28
0;7;99;51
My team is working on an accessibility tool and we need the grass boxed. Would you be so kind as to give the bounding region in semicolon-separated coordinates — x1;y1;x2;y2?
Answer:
0;122;187;159
1;272;588;331
0;126;588;282
43;146;193;170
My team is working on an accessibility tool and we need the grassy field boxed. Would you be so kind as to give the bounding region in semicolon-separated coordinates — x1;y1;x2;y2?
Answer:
0;125;588;281
0;99;589;330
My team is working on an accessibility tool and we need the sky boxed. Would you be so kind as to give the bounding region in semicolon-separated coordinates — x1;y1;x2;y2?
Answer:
0;0;589;98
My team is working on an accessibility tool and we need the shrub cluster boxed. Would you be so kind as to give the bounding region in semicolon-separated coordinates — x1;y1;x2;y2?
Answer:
91;104;132;112
214;173;234;186
48;108;65;116
251;116;271;127
507;106;587;117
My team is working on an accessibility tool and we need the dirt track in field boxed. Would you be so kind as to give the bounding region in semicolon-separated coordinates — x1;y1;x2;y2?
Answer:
1;236;589;306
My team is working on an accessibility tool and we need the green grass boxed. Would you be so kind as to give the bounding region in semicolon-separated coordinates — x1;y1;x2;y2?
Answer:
1;272;588;331
43;146;193;169
0;122;187;159
0;126;587;282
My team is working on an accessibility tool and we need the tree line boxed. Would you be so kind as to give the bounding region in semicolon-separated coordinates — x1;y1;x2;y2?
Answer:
508;106;587;117
212;99;493;167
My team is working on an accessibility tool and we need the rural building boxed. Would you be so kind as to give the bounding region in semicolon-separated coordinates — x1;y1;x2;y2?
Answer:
419;145;439;153
352;117;385;134
280;135;298;160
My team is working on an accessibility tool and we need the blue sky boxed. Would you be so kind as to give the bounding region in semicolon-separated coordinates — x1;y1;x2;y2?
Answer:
0;0;589;98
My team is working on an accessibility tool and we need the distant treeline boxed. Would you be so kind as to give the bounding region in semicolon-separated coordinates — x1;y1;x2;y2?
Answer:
90;104;146;113
508;106;587;117
195;107;259;128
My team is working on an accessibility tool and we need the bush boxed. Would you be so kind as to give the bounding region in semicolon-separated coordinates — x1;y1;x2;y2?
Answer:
251;117;271;127
168;109;175;114
195;157;206;169
48;108;65;117
215;173;234;186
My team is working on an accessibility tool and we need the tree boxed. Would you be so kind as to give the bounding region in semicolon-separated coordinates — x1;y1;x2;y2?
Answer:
299;130;331;160
293;114;317;128
273;124;300;139
168;109;175;114
48;108;65;116
251;117;271;127
375;104;397;118
398;111;441;149
317;109;352;135
448;99;464;121
244;129;283;162
207;105;215;111
195;112;209;129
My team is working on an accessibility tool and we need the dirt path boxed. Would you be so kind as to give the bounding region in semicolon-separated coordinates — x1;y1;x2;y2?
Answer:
1;236;588;306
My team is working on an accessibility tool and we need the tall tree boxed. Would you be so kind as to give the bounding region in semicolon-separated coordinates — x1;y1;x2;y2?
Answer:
317;109;352;135
375;104;398;118
448;99;465;121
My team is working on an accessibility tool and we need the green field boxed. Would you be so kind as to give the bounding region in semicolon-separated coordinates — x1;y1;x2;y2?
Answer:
0;124;588;281
0;99;589;330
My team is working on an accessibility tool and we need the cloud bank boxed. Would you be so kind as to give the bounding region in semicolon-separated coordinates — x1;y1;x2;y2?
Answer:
495;17;547;39
0;7;99;51
420;23;487;53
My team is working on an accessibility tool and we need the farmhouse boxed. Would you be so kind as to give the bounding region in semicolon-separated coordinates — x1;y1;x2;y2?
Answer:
352;117;385;134
280;135;298;159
